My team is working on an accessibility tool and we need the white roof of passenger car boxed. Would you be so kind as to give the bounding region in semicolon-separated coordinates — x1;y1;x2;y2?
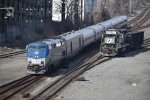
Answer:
76;28;94;38
57;31;82;41
86;24;104;33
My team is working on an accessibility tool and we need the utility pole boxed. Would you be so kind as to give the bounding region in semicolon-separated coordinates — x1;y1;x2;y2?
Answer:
44;0;47;36
74;0;79;30
62;0;65;22
129;0;132;16
81;0;83;28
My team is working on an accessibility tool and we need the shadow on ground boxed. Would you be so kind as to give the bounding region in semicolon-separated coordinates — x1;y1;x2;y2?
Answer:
125;38;150;57
125;47;150;57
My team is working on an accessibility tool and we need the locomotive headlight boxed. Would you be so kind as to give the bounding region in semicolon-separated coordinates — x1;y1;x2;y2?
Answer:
29;61;32;64
40;58;45;66
41;61;44;64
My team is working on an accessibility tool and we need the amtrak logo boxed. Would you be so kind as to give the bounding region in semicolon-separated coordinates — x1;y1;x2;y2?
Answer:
34;51;39;55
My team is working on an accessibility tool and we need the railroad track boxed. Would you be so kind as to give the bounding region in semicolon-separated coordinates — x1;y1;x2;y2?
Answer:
138;23;150;30
132;9;150;31
0;46;107;99
0;47;101;99
143;38;150;47
127;8;149;25
0;75;45;100
28;53;110;99
0;50;26;58
126;7;150;31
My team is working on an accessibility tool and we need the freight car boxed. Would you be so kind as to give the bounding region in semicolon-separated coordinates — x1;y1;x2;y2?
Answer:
100;29;144;56
26;16;127;74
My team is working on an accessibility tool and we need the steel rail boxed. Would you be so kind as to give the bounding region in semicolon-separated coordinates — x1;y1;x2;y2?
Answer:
29;51;100;99
142;38;150;47
127;8;149;25
132;9;150;31
138;23;150;30
0;50;26;58
29;52;111;99
0;75;32;94
0;75;43;100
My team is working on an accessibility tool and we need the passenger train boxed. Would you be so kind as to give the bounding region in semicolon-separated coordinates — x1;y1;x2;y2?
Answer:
26;16;127;74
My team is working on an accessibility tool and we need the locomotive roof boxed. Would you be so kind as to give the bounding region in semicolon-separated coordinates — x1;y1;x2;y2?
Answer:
86;24;104;32
76;28;95;38
27;42;48;47
42;38;62;45
57;31;82;40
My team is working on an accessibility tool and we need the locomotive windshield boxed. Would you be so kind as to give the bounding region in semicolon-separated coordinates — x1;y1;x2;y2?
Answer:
27;45;49;58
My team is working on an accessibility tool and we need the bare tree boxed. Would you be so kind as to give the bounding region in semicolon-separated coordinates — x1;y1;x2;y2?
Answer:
54;0;81;30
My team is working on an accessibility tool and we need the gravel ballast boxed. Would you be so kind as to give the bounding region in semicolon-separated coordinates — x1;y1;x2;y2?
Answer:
0;54;27;86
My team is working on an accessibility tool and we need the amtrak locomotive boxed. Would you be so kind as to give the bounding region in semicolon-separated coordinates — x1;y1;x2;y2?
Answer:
26;16;127;74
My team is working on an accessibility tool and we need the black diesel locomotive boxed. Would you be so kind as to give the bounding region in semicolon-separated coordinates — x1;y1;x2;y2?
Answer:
100;29;144;56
